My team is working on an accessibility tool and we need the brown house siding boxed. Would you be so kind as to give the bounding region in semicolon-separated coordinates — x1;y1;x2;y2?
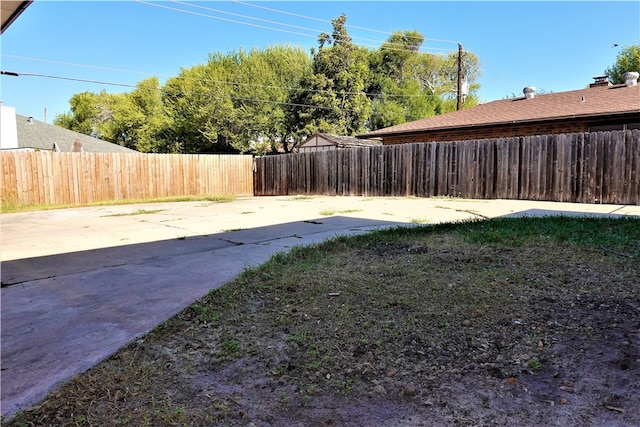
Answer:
383;121;589;145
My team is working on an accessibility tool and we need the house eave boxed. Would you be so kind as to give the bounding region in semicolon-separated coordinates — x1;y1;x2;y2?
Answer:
1;0;32;34
360;110;640;139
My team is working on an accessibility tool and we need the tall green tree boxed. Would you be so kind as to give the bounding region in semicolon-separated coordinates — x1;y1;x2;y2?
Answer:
128;77;170;152
97;77;166;152
55;91;103;136
161;58;238;154
223;46;311;154
54;83;167;152
376;30;424;82
291;14;371;137
366;31;480;130
55;17;483;153
367;31;440;130
605;44;640;84
159;46;310;154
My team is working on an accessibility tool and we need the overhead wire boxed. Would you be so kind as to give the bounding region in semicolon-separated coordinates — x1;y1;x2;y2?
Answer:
2;1;467;115
170;0;455;53
133;0;320;40
229;0;461;45
134;0;455;55
2;67;453;105
4;72;138;88
187;2;515;101
197;1;519;97
3;1;462;90
169;0;329;40
4;70;457;113
2;55;163;78
2;54;454;100
1;70;350;111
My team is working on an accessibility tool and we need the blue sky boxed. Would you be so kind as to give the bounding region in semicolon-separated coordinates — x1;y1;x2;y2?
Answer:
1;1;638;123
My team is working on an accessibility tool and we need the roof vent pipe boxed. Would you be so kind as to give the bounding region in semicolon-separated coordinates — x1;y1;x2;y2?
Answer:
523;86;536;99
623;71;639;87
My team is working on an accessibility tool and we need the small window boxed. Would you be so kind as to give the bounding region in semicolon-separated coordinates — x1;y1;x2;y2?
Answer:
588;122;640;132
588;123;624;132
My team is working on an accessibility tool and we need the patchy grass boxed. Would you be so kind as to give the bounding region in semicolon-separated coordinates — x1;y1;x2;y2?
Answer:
409;217;431;224
4;216;640;426
102;209;166;217
319;209;336;216
0;195;236;214
319;208;363;216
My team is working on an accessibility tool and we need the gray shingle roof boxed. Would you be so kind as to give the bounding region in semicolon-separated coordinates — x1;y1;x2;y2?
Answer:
15;114;137;153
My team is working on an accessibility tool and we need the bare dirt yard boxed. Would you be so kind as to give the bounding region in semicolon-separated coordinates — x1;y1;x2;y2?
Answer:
4;216;639;427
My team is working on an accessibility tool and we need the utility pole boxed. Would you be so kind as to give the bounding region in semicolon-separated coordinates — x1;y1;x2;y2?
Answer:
457;43;463;111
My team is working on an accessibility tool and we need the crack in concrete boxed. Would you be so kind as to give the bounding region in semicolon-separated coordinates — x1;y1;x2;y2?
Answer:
1;263;131;288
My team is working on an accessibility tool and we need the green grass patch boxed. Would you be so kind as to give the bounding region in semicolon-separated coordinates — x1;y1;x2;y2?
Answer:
460;215;640;254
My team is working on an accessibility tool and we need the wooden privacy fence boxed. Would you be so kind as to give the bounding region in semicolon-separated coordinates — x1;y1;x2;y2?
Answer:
1;152;254;206
254;130;640;204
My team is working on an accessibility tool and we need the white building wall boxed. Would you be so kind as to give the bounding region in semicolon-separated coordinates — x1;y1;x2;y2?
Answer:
0;104;19;149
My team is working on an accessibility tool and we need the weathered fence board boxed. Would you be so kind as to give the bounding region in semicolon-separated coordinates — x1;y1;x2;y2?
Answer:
254;130;640;204
1;152;253;206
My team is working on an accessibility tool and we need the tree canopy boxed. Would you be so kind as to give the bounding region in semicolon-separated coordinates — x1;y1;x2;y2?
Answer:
605;44;640;84
55;16;481;154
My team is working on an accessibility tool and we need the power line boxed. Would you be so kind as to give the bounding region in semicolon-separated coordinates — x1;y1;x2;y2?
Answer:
134;0;454;55
5;70;444;112
1;69;341;111
3;71;138;88
172;0;454;53
2;55;163;78
1;54;453;99
230;0;460;45
0;67;450;101
133;0;318;39
170;0;327;39
2;2;466;109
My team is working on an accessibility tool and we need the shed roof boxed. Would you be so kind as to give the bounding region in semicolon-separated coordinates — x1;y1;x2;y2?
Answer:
15;114;138;153
308;133;381;148
359;83;640;138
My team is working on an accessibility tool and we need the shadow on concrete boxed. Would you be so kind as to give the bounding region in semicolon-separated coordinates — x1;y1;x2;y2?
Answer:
1;216;408;286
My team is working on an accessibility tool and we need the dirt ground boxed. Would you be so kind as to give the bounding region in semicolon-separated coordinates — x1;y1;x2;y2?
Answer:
160;242;639;426
4;217;640;427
